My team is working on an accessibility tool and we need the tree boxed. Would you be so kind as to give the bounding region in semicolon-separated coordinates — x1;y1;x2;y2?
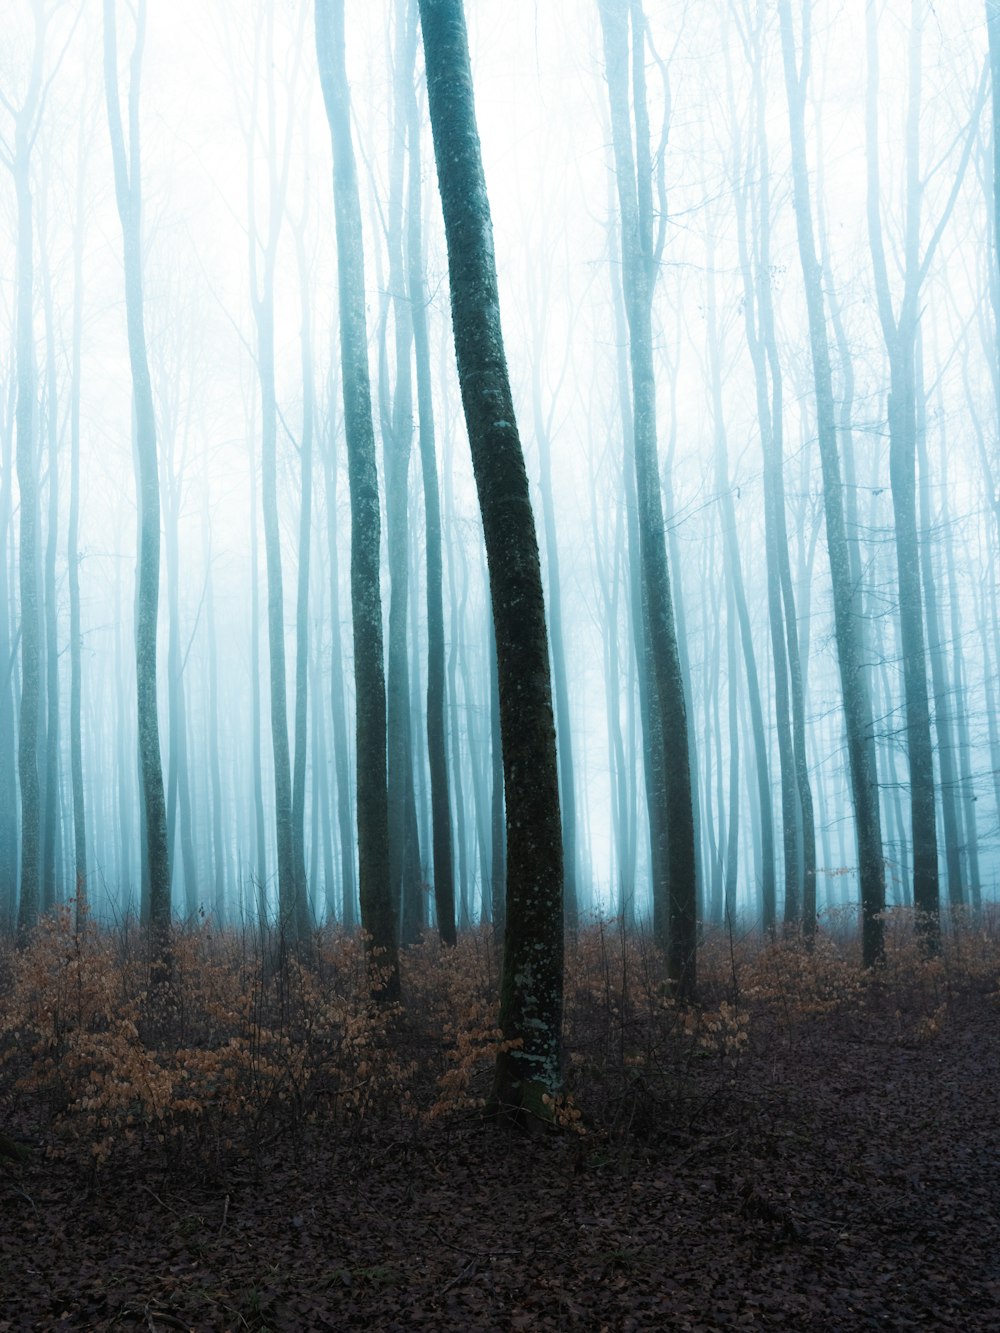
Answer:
405;0;455;945
728;2;816;935
863;0;983;935
291;202;318;941
242;1;308;942
103;0;171;947
67;101;89;926
316;0;398;997
2;0;46;942
379;0;424;947
778;0;886;966
598;0;698;997
417;0;564;1116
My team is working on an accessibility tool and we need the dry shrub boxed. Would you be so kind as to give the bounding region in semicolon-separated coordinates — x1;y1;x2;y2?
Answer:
400;927;517;1118
1;905;998;1162
0;909;413;1168
738;931;866;1020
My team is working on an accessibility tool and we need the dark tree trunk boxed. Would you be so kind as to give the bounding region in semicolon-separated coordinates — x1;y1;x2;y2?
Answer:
606;199;667;933
380;1;423;947
488;608;505;939
406;0;454;945
319;400;358;932
529;333;579;934
316;0;397;995
418;0;564;1114
598;0;697;997
779;0;885;966
915;372;963;911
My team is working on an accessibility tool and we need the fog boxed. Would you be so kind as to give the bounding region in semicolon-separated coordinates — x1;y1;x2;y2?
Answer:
1;0;997;943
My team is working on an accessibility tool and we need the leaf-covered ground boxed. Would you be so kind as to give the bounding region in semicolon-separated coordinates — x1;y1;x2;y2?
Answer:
3;957;999;1331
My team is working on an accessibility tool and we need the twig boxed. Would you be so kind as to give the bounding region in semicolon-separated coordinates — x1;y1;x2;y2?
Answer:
9;1181;40;1218
140;1183;180;1217
219;1192;230;1238
440;1259;477;1296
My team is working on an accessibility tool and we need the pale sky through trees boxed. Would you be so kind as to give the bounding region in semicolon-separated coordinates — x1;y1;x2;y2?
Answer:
0;0;996;929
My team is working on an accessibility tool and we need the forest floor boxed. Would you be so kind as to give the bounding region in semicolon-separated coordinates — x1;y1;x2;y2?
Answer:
1;916;999;1330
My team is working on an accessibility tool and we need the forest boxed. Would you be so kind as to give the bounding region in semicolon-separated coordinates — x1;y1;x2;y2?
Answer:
3;0;1000;1327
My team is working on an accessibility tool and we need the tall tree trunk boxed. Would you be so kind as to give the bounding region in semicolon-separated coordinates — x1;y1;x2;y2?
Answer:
779;0;885;965
606;197;668;933
864;0;937;938
39;200;61;915
418;0;564;1114
488;607;505;938
380;0;423;947
705;242;776;933
316;0;397;996
162;425;197;919
245;4;305;943
0;366;18;931
68;113;88;925
291;216;316;942
915;372;963;910
528;314;579;934
103;0;171;948
598;0;697;996
729;15;816;935
10;9;45;942
405;22;455;942
248;431;268;928
203;512;226;922
319;397;357;931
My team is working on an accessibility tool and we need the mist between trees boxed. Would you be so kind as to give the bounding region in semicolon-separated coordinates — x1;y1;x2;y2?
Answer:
2;0;1000;1104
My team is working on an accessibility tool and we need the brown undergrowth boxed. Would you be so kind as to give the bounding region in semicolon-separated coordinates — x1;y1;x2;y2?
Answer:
1;904;998;1171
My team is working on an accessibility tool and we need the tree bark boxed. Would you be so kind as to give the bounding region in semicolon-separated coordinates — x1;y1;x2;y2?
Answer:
598;0;697;997
405;0;455;944
779;0;885;965
9;5;45;943
418;0;564;1114
103;0;171;950
316;0;397;996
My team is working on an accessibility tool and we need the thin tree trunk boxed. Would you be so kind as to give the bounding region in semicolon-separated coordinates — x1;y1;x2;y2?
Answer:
319;397;357;932
381;0;422;948
528;316;578;935
779;0;885;965
915;371;963;910
705;242;775;933
0;365;17;930
68;113;88;924
103;0;171;950
407;80;456;940
247;6;303;944
291;216;316;942
598;0;697;996
11;11;45;942
248;431;268;928
39;204;61;916
206;548;226;921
